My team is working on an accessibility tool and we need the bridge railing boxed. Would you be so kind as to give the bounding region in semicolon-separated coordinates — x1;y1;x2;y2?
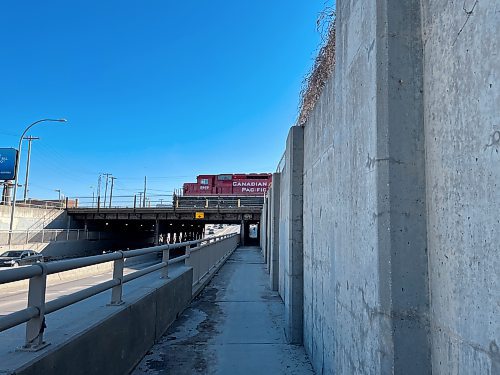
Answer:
67;194;265;209
66;194;174;209
0;233;238;351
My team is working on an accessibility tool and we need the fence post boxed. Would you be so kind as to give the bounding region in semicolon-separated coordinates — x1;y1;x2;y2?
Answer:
77;229;80;241
66;228;70;241
41;229;45;243
26;229;29;244
109;252;125;305
161;245;170;279
23;264;49;351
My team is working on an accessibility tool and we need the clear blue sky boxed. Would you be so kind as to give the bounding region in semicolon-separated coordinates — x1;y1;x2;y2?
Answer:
0;1;330;203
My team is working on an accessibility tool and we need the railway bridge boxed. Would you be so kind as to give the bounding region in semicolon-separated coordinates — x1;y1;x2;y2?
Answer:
67;205;262;246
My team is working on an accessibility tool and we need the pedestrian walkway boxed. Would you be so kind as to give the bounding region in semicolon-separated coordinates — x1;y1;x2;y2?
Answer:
132;246;314;375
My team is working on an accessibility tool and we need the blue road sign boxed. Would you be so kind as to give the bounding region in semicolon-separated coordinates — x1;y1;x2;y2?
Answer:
0;148;18;180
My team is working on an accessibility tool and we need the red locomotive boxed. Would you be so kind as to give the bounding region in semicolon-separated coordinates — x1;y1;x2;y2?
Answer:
183;173;272;196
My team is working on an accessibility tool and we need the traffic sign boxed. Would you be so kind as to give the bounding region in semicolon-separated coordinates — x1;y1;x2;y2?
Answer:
0;148;18;180
195;212;205;219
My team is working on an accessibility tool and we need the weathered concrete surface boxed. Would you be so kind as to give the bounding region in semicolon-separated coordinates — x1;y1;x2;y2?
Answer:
279;126;304;344
0;265;192;375
422;1;500;373
0;205;68;231
269;172;281;291
132;246;314;375
273;0;499;374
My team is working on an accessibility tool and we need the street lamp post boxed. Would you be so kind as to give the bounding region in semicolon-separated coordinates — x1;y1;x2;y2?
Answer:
54;189;62;205
8;118;67;245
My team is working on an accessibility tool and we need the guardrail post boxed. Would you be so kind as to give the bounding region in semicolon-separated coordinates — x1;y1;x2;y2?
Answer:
161;245;170;279
23;264;49;351
25;229;29;244
185;245;191;266
109;251;125;305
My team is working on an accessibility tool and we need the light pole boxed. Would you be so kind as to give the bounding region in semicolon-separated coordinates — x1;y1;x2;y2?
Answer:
23;135;40;202
108;176;116;208
8;118;67;245
54;189;62;204
90;186;95;207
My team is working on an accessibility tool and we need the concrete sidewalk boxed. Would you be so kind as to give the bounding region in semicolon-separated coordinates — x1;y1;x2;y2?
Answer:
132;246;314;375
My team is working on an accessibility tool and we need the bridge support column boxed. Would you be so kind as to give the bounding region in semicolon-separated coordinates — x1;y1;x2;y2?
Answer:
240;219;245;246
154;218;159;246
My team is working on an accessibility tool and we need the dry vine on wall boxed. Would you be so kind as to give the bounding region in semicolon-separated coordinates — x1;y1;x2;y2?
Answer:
297;6;336;127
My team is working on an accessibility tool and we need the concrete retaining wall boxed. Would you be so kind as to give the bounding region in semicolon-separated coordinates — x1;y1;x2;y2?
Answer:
16;268;193;375
422;1;500;373
0;205;68;231
267;0;499;373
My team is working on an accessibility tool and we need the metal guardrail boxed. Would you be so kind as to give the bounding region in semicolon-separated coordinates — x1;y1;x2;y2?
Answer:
0;233;238;351
68;194;265;209
276;151;286;173
0;201;65;210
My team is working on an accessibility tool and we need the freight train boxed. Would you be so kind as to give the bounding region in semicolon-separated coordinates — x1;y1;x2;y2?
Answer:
174;173;272;208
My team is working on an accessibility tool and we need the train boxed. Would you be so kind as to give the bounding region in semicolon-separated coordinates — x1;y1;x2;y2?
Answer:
174;173;272;209
182;173;272;196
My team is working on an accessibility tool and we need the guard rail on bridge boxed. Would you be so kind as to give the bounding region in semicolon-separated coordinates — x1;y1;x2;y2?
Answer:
67;194;265;209
0;233;237;351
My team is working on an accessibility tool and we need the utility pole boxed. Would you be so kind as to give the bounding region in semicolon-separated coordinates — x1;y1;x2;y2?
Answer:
102;173;112;207
143;176;147;208
138;192;143;207
109;176;117;208
22;136;40;202
97;174;102;200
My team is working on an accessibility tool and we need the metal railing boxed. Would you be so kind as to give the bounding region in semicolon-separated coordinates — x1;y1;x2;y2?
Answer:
68;194;265;209
276;151;286;173
0;201;65;210
0;233;238;351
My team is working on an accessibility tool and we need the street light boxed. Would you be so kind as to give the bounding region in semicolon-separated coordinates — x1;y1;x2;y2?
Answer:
8;118;67;245
54;189;62;204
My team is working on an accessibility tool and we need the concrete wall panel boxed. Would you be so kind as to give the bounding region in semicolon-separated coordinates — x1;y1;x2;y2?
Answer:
422;1;500;373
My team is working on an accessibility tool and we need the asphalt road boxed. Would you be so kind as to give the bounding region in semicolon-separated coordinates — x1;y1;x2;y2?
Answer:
0;259;162;316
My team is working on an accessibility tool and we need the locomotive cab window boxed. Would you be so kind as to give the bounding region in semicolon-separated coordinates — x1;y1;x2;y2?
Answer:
201;178;209;185
217;175;232;181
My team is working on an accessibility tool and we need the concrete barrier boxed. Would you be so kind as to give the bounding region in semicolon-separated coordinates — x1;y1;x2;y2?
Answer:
14;267;193;375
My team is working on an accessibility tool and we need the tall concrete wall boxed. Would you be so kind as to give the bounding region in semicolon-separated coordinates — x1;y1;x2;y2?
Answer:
422;1;500;373
269;172;281;291
279;126;304;344
270;0;499;374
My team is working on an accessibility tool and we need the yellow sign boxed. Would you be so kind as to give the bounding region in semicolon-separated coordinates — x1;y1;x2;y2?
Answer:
195;212;205;219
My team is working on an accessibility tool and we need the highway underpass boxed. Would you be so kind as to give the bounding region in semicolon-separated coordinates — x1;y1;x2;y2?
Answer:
67;206;262;246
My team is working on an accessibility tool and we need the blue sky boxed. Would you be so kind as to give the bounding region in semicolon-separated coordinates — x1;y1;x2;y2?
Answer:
0;1;330;203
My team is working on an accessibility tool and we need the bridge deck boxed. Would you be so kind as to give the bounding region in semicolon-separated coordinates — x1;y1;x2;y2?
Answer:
132;246;314;374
